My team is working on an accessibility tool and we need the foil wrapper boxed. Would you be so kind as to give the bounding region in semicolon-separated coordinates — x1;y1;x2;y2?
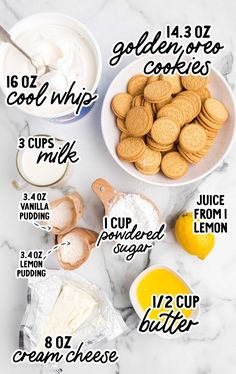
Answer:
19;269;127;372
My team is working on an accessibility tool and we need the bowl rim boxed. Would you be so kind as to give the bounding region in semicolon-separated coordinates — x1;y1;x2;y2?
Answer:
129;264;200;339
0;12;102;118
101;60;236;187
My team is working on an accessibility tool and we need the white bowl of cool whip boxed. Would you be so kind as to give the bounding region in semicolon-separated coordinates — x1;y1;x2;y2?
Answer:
0;13;102;123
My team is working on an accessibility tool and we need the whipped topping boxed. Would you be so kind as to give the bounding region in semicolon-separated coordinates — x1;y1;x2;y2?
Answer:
3;24;97;115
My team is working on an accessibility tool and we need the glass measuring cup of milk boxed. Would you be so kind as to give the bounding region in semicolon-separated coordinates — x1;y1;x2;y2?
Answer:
12;135;70;189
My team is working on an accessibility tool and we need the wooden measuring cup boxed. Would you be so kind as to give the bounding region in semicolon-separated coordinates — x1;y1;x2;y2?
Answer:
92;178;122;214
92;178;161;219
56;227;98;270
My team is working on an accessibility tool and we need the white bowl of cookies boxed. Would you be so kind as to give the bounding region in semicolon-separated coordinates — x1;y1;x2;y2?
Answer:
101;57;235;186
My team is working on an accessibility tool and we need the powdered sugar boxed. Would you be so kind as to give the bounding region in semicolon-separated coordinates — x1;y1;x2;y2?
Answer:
108;194;159;232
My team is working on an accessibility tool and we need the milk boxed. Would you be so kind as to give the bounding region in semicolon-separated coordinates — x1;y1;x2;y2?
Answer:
17;142;68;187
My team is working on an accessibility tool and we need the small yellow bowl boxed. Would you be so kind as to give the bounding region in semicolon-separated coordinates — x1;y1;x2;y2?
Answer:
129;264;200;339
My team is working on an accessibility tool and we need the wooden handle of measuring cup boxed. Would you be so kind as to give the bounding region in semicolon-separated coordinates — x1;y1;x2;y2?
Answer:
92;178;117;214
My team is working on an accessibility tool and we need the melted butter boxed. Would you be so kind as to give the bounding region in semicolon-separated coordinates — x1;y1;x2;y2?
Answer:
136;268;192;320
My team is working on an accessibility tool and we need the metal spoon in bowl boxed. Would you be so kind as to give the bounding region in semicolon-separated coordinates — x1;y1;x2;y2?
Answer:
0;24;53;75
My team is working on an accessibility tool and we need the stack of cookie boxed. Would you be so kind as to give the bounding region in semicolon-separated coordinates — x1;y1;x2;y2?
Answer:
196;98;229;140
144;80;172;110
111;73;229;180
177;123;209;164
177;98;229;164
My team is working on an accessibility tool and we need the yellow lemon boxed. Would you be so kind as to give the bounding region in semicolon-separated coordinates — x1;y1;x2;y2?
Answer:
175;212;215;260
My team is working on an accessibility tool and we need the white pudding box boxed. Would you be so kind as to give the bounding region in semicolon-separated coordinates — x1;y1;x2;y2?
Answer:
0;13;102;123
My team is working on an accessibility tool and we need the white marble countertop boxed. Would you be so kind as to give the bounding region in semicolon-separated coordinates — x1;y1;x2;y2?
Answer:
0;1;236;374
